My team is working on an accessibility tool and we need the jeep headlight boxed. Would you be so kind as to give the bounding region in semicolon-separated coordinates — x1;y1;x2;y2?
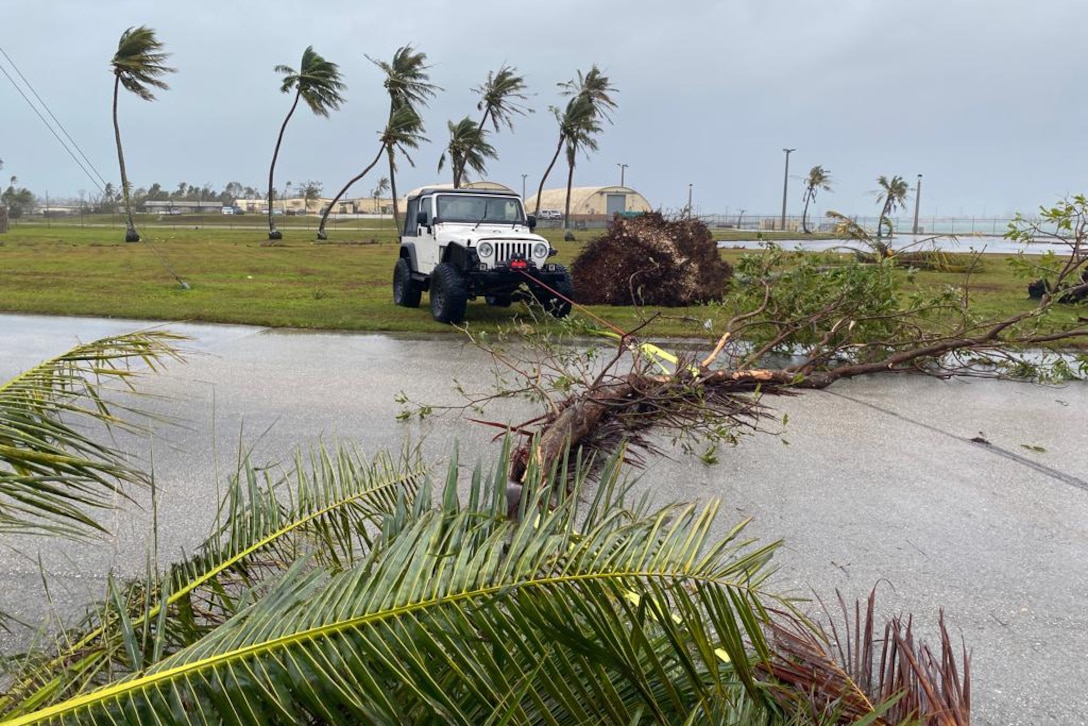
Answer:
477;241;494;259
532;242;549;259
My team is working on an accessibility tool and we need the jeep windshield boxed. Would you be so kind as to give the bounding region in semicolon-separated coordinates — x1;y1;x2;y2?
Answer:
436;195;525;224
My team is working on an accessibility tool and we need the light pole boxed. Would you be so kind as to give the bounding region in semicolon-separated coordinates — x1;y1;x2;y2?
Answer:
780;148;795;231
617;163;628;187
521;174;528;200
912;174;923;235
687;183;693;219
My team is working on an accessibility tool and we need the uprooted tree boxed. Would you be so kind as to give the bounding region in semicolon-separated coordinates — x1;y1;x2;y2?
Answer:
570;212;732;306
415;196;1088;496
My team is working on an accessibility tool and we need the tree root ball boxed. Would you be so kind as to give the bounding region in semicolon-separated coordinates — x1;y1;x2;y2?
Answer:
570;213;732;306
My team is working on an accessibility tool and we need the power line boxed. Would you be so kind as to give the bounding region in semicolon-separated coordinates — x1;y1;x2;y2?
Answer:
0;42;109;192
0;43;189;290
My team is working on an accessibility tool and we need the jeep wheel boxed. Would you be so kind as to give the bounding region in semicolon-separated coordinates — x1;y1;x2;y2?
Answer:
393;258;422;308
534;265;574;318
430;262;468;324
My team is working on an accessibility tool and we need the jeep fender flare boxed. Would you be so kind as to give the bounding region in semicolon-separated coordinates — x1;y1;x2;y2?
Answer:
440;243;476;271
398;243;419;273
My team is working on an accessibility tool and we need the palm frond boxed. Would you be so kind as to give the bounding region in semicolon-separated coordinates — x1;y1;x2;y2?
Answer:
475;64;532;132
111;26;175;101
0;445;425;718
0;331;184;539
293;46;346;117
9;446;789;725
761;587;971;725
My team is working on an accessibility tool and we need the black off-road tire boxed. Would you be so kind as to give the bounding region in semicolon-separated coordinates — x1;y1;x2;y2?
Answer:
430;262;468;324
393;257;422;308
534;265;574;318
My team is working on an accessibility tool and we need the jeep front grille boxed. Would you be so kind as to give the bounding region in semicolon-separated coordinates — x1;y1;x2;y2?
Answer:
490;241;535;264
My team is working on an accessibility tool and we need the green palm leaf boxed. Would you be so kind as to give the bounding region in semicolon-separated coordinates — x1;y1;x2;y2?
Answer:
0;445;425;717
0;331;184;538
7;448;788;725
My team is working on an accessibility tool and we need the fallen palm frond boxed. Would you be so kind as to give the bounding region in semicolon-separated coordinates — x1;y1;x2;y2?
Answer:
3;446;795;725
0;330;185;539
761;588;970;725
0;445;425;718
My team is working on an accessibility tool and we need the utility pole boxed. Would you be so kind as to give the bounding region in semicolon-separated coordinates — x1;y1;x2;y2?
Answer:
780;148;795;231
687;183;693;219
521;173;527;200
912;174;923;234
617;163;628;187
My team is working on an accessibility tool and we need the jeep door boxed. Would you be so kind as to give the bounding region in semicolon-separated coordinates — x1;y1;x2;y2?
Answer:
415;196;440;271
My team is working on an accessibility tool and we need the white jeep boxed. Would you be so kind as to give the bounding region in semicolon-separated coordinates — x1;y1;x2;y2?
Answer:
393;187;575;324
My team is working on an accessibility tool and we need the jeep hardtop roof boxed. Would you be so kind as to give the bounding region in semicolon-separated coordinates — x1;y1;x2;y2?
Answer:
407;187;520;201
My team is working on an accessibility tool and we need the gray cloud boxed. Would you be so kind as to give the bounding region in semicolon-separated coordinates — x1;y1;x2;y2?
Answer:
3;0;1086;219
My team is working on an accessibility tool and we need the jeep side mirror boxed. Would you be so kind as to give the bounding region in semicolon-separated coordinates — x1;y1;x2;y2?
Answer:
416;211;428;225
526;215;537;230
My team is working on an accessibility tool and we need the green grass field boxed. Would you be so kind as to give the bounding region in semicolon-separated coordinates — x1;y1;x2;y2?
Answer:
0;216;1067;338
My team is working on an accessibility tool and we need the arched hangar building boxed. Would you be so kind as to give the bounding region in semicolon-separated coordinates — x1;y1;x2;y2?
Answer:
525;186;652;219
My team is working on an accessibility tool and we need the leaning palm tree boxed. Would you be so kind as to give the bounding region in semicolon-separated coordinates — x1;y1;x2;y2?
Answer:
533;64;618;225
474;64;531;133
367;46;439;233
437;117;497;188
875;174;910;242
800;165;833;234
317;104;426;240
267;46;346;240
559;97;603;235
110;26;175;243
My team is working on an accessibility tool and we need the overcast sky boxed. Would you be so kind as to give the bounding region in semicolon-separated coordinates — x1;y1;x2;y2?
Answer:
3;0;1086;220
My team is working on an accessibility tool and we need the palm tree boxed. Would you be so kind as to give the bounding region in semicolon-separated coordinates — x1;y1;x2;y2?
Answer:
800;165;833;234
267;46;346;240
533;65;618;231
367;46;439;233
371;175;390;213
110;26;175;243
437;117;497;188
474;64;531;132
875;174;910;241
560;96;603;235
317;104;425;240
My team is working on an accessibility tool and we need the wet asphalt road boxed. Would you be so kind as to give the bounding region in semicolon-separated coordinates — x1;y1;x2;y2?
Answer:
1;313;1086;725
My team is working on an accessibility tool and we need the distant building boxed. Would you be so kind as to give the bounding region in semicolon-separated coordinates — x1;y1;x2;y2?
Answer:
524;185;652;219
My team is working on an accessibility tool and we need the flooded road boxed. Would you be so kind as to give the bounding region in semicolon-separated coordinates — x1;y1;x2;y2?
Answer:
719;232;1068;256
1;313;1086;725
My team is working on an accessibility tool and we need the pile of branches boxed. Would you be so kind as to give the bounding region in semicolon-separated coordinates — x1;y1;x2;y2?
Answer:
570;212;732;306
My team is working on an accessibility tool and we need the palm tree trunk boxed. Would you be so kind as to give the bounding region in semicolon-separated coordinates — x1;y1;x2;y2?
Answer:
563;155;575;233
112;76;139;243
534;134;565;217
877;199;892;241
387;146;401;235
317;145;385;240
267;92;301;240
801;190;812;235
